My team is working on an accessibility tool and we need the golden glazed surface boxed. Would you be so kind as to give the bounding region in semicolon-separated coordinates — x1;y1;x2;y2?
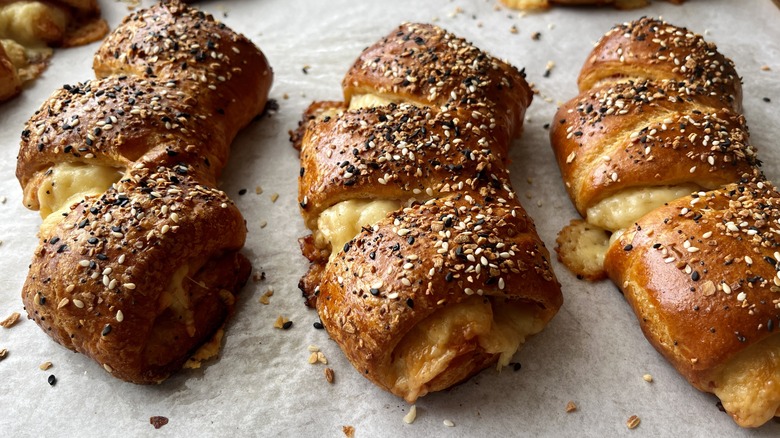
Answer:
18;1;272;384
294;22;562;402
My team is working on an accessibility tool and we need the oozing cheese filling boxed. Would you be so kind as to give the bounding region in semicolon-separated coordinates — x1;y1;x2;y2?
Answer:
586;184;699;232
712;333;780;428
388;296;544;402
315;199;400;258
37;162;124;233
157;264;197;337
0;2;66;47
349;93;397;110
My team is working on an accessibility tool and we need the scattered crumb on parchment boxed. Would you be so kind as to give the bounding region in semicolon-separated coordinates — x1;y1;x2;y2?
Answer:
565;401;577;413
0;312;20;328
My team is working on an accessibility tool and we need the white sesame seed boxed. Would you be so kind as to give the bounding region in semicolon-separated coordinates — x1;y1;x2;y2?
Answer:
124;283;136;290
73;299;85;308
745;256;753;265
79;260;90;267
687;247;700;253
116;310;124;322
401;278;411;286
737;292;747;301
443;420;455;427
387;292;399;299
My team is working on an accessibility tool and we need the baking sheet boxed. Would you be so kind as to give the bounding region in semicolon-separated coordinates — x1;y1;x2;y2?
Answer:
1;0;779;436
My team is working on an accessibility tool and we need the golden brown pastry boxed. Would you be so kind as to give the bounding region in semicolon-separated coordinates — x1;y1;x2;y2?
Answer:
499;0;683;10
0;0;108;102
17;0;272;384
607;181;780;427
293;23;562;403
551;17;760;279
550;18;778;427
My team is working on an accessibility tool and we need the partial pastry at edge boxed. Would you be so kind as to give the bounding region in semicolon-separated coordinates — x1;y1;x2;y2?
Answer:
550;17;779;427
293;23;562;402
499;0;684;11
0;0;109;102
18;1;272;384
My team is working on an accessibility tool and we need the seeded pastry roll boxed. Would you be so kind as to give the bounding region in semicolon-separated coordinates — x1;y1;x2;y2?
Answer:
550;18;778;427
293;23;562;402
18;1;272;383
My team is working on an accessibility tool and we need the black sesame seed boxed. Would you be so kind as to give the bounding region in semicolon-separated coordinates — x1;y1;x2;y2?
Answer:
313;321;324;329
406;298;414;309
623;244;633;251
445;272;454;282
48;375;56;386
370;288;380;296
768;319;775;332
102;324;112;336
763;97;771;103
513;363;522;372
282;321;293;330
691;271;700;281
238;189;247;196
49;237;60;245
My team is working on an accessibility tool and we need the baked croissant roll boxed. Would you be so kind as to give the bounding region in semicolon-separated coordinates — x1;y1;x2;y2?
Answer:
551;18;778;427
607;180;780;427
551;17;760;280
0;0;109;102
17;1;272;384
294;23;562;402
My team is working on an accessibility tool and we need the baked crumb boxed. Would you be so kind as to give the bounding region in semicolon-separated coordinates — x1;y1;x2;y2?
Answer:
39;361;53;371
259;289;274;305
273;315;290;329
0;312;20;328
626;415;641;429
0;348;7;360
565;401;577;412
342;425;355;438
643;374;653;382
324;367;335;383
270;193;279;203
150;416;169;429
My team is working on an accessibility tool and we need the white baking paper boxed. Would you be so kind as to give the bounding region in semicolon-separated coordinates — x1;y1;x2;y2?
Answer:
1;0;779;436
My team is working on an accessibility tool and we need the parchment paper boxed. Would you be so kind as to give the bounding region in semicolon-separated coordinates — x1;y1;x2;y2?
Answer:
1;0;779;436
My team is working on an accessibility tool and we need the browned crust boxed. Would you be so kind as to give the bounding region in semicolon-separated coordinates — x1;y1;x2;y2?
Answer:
23;166;250;383
17;1;272;384
605;180;780;391
550;80;760;216
578;17;741;109
317;195;561;400
342;22;531;141
295;22;562;402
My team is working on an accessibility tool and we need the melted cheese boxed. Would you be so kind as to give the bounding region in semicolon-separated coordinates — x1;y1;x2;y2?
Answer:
586;184;699;232
388;296;543;401
37;162;124;234
157;265;197;337
183;328;225;369
315;199;400;257
0;2;66;47
712;334;780;427
349;93;397;110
